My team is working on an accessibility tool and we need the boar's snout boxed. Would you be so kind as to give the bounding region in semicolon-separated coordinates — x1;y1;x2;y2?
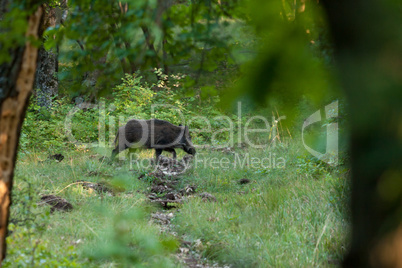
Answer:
182;144;196;155
187;147;196;155
182;125;195;155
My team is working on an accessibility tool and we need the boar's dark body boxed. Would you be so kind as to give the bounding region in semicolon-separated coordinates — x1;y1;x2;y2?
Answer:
111;119;196;159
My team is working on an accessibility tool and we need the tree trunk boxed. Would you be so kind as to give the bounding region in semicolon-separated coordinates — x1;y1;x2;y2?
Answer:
35;46;58;107
321;1;402;267
0;5;43;263
82;54;107;100
156;0;173;76
34;5;58;108
114;2;138;74
141;25;161;69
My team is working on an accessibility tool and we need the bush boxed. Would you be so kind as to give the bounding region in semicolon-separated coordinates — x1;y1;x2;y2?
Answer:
21;72;233;153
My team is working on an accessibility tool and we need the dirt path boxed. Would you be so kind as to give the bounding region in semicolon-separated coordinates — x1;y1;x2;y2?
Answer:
141;156;230;268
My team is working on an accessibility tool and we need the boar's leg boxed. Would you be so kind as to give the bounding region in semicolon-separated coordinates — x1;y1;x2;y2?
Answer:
164;148;177;159
155;149;163;160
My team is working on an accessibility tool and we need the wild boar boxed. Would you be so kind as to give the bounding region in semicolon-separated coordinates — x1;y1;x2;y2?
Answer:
111;119;196;159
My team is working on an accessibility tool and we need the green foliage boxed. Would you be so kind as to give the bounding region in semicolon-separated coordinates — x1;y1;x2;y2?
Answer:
5;227;79;268
3;179;79;267
111;74;155;118
0;0;44;65
0;8;27;64
87;209;177;267
20;96;95;153
20;98;64;153
222;1;340;126
51;0;245;95
21;72;231;152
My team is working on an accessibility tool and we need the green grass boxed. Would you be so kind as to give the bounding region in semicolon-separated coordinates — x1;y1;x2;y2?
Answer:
5;150;179;267
5;138;350;267
172;143;349;267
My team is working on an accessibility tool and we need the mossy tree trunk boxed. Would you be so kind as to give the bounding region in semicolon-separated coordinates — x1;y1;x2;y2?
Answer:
0;4;43;263
321;1;402;267
34;4;58;108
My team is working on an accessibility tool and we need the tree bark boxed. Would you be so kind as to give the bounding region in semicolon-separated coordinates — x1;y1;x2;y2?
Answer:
141;25;161;70
0;5;43;263
34;5;58;108
114;2;138;74
321;1;402;267
82;53;107;100
156;0;173;76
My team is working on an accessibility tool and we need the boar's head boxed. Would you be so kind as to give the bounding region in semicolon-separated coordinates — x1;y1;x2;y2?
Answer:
181;126;196;155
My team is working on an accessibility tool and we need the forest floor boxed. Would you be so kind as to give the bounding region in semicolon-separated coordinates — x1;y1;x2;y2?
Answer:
4;138;350;267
